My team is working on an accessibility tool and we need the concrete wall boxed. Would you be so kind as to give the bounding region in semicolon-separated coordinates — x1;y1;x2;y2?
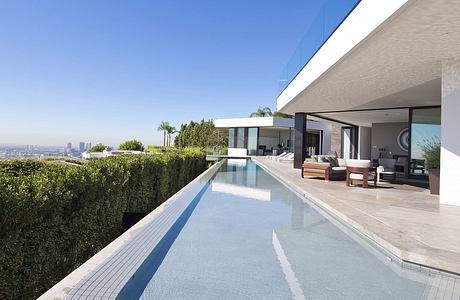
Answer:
228;148;247;157
371;122;408;160
441;58;460;206
330;124;342;157
358;126;372;160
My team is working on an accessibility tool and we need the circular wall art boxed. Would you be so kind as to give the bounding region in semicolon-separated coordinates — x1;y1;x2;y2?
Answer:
397;128;409;152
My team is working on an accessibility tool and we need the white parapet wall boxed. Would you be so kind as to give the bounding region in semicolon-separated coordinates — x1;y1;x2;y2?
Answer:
228;148;248;157
441;58;460;206
215;116;294;128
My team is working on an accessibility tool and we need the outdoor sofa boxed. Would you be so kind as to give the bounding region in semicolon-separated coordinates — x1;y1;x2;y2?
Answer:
301;155;347;180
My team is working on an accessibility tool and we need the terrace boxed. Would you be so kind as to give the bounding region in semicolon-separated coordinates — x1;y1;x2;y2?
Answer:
253;156;460;275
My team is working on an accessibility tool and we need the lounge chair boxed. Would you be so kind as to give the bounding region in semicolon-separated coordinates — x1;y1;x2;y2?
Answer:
267;152;288;160
277;153;294;162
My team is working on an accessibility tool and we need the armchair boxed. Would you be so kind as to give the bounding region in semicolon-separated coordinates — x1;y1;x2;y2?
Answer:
346;159;376;188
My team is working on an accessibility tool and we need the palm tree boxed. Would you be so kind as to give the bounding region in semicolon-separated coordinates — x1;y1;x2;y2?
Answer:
271;111;293;118
250;107;272;117
157;121;170;146
167;126;176;146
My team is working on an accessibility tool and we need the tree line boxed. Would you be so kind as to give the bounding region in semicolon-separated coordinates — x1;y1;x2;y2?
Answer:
174;120;227;148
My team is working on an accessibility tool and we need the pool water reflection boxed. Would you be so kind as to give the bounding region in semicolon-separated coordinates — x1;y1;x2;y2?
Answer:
135;159;440;299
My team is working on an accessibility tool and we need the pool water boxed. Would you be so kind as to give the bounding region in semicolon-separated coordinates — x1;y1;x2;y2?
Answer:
125;159;439;299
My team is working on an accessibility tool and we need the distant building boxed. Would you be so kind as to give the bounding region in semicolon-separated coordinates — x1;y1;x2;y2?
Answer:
79;142;85;154
85;142;92;151
65;142;72;155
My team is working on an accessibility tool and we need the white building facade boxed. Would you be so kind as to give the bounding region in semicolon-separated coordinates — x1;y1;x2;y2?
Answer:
277;0;460;205
215;117;332;157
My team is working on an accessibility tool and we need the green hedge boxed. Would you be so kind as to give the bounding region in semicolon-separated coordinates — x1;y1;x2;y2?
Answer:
0;148;206;299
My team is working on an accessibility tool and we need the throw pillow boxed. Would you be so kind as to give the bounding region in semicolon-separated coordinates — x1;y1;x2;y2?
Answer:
325;155;338;167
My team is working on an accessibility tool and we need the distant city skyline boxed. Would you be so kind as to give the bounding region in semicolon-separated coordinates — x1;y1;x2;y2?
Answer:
0;0;326;146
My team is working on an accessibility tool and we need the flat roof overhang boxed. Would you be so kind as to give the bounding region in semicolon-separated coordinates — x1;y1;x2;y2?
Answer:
277;0;460;114
215;117;294;128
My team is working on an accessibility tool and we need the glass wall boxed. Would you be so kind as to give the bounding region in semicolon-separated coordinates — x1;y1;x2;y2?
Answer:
410;107;441;175
247;128;258;156
236;128;245;148
228;128;235;148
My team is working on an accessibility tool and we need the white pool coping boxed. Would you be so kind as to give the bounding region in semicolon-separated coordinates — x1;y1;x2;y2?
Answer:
38;160;224;300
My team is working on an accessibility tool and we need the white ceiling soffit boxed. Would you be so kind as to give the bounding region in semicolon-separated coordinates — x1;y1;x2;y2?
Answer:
310;108;409;127
277;0;458;114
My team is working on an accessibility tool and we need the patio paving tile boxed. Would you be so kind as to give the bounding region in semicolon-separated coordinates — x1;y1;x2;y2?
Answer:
253;157;460;275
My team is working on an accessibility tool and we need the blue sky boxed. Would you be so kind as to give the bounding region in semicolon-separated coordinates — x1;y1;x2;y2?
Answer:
0;0;325;147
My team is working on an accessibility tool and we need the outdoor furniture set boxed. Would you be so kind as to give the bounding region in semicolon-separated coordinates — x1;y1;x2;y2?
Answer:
301;154;401;188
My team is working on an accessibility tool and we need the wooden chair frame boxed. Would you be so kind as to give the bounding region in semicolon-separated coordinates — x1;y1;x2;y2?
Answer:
301;163;331;180
346;166;377;188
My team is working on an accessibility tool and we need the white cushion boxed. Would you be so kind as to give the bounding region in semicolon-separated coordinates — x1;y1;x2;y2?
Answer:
332;166;347;171
337;158;347;167
346;159;371;168
380;170;395;174
350;173;375;180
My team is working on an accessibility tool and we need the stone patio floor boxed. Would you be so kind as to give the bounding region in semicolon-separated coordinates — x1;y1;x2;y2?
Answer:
252;157;460;275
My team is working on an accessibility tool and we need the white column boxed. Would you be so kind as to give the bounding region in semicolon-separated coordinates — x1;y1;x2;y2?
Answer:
441;58;460;205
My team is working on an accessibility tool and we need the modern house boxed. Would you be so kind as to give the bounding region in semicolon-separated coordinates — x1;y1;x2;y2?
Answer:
214;116;333;157
36;2;460;298
277;0;460;206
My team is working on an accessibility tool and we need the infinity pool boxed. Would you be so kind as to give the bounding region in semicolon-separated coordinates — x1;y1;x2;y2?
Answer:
120;159;441;299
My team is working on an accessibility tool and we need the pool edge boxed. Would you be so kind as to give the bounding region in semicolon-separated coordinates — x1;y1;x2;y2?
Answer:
38;160;225;300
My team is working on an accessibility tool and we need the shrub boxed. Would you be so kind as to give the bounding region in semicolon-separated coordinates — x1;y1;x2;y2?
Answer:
420;137;441;169
0;149;206;299
147;145;176;153
0;159;45;176
87;143;106;152
119;140;144;151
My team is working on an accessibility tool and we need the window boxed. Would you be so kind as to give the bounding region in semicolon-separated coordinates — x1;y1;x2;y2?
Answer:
236;128;245;148
247;128;258;155
410;107;441;175
228;128;235;148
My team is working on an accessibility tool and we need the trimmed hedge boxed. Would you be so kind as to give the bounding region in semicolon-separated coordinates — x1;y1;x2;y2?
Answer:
0;148;207;299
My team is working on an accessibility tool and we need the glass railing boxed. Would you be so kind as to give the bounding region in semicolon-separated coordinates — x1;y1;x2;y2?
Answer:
279;0;361;93
205;146;228;156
